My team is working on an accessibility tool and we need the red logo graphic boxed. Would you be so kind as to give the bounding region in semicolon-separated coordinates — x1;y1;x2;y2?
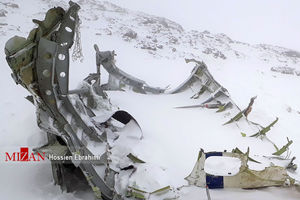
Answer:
5;147;45;162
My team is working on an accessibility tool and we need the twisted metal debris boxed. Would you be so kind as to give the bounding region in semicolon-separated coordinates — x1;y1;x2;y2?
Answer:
4;1;299;199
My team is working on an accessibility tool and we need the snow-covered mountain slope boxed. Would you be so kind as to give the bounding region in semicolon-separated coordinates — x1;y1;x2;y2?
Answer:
78;0;300;68
0;0;300;199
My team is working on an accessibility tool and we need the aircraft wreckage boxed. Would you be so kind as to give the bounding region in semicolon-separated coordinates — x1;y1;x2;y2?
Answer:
4;1;299;199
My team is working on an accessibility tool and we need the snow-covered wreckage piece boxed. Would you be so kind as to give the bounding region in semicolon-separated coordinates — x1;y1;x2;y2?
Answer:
96;47;232;111
4;2;141;200
185;149;296;189
94;44;165;94
98;48;229;96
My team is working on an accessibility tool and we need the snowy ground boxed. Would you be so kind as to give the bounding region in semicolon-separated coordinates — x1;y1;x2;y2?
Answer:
0;0;300;199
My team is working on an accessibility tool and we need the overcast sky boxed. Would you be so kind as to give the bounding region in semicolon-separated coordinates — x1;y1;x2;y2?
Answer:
110;0;300;52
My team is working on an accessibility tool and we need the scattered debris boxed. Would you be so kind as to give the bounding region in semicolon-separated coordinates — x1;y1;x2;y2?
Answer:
205;185;212;200
240;132;246;137
150;186;171;195
232;147;261;164
250;117;279;137
121;165;135;170
127;153;146;163
223;96;257;125
175;102;224;109
244;96;257;117
272;137;293;156
126;185;172;199
126;186;147;199
286;157;297;172
216;102;233;112
185;149;295;189
95;43;164;94
223;110;243;125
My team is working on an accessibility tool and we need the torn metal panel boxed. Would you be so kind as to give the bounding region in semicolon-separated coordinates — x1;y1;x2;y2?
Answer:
4;2;142;200
185;149;295;189
216;101;233;112
286;157;297;172
127;153;146;163
231;147;261;164
175;102;225;109
94;45;229;98
183;59;229;97
94;44;165;94
223;96;257;125
96;50;233;112
272;137;293;156
168;64;205;94
244;96;257;117
250;117;279;137
95;46;230;100
126;185;173;199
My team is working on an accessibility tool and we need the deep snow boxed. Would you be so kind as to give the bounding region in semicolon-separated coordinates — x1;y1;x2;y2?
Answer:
0;0;299;199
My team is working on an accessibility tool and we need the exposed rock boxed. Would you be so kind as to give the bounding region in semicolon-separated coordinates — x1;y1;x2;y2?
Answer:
218;33;234;43
123;29;137;39
102;1;127;13
47;0;300;64
2;3;19;8
283;50;300;58
140;16;183;33
156;44;163;49
271;66;295;75
142;18;156;25
203;48;226;59
169;36;178;44
140;43;156;51
0;9;8;17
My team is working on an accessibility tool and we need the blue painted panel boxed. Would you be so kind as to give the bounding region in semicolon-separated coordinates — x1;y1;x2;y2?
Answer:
205;152;223;158
206;174;224;189
205;152;224;188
